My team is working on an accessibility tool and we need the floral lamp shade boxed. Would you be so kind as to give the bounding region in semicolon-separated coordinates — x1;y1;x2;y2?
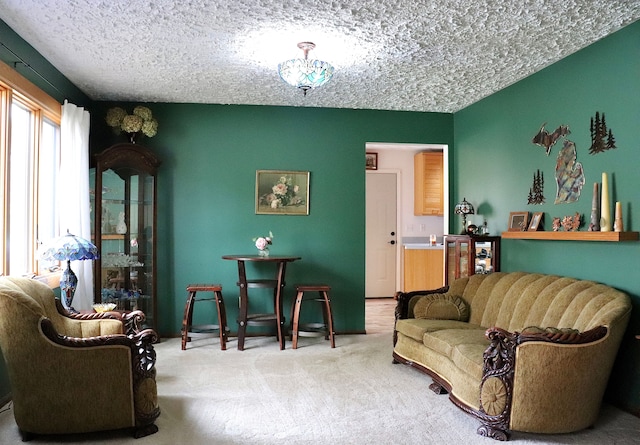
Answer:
41;230;99;312
454;198;475;234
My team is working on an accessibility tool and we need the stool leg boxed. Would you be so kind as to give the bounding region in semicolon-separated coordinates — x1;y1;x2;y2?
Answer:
181;290;196;350
321;291;335;348
291;291;304;349
214;290;228;351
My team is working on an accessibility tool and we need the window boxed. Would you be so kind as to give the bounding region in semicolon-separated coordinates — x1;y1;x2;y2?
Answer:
0;61;62;277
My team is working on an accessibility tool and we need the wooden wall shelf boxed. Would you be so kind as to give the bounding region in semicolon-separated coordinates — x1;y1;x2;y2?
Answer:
500;231;639;242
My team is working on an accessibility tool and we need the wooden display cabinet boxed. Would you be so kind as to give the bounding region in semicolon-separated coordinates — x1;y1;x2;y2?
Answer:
444;235;500;285
91;143;160;329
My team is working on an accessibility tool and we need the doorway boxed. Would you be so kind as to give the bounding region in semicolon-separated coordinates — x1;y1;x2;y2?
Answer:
364;143;449;299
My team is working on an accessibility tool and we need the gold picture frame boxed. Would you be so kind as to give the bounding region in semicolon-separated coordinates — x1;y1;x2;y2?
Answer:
528;212;543;231
508;211;529;231
255;170;310;215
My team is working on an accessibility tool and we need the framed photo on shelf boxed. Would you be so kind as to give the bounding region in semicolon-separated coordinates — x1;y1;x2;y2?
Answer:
528;212;543;231
365;152;378;170
255;170;310;215
508;211;529;231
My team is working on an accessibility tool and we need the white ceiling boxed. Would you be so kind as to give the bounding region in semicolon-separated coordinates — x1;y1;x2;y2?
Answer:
0;1;638;113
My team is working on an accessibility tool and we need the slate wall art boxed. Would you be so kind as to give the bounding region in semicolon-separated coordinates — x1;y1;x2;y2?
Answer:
554;140;584;204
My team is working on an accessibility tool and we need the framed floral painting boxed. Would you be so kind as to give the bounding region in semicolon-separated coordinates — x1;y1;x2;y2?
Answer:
255;170;310;215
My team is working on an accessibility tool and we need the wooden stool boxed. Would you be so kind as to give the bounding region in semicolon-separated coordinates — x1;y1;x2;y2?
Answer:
181;284;228;350
290;284;335;349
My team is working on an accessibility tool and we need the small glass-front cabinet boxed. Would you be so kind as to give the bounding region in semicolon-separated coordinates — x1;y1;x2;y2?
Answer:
444;235;500;285
91;143;160;329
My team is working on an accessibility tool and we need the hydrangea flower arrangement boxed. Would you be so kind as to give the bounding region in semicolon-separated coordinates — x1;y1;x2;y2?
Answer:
105;106;158;142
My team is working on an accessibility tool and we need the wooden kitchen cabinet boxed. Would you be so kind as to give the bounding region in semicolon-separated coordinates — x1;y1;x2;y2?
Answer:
414;151;444;216
403;248;444;291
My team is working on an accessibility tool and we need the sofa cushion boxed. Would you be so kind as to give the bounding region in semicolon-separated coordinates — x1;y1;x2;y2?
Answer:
450;341;488;381
395;318;481;343
422;328;488;358
413;293;469;321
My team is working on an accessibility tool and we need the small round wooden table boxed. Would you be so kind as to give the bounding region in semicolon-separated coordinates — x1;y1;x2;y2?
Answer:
222;255;301;350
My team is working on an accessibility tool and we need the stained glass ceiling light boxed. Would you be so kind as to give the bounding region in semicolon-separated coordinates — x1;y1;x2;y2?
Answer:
278;42;334;96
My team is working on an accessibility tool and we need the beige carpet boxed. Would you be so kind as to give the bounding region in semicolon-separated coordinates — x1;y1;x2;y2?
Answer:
0;334;639;444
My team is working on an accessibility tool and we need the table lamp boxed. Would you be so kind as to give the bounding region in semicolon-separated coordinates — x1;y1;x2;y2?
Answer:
41;230;100;312
454;198;475;235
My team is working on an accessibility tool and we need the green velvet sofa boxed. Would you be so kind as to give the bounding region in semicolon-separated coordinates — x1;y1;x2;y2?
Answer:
393;271;631;441
0;276;160;440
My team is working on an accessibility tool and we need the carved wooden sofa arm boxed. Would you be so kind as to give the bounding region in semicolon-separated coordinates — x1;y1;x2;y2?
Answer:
393;287;448;345
56;299;147;335
40;318;161;437
476;325;608;441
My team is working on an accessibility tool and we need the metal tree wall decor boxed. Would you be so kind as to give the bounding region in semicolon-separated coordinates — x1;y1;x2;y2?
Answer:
527;169;545;204
588;112;617;154
532;122;571;155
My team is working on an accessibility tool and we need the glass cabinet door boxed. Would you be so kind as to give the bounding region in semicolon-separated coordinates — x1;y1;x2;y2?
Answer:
445;235;500;285
92;144;160;329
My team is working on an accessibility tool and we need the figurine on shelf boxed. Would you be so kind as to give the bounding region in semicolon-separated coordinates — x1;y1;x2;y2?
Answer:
101;207;110;233
116;212;127;234
558;213;581;231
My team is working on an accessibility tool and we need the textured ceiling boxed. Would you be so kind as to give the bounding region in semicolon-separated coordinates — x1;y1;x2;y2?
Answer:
0;1;639;113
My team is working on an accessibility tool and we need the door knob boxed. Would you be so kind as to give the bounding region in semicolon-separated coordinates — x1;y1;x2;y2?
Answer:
389;240;396;245
390;231;395;236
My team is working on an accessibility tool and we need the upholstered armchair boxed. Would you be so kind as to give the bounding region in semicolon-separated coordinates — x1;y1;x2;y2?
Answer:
0;276;160;440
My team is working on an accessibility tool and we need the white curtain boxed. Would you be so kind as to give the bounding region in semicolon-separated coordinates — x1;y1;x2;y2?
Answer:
59;100;93;310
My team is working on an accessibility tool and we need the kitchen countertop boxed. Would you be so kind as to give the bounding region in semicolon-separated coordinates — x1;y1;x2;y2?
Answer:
403;243;444;249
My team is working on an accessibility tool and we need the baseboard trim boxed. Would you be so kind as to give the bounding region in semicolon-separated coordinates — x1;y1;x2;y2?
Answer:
0;393;11;408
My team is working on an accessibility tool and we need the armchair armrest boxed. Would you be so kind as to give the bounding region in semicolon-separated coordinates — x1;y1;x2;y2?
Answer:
40;317;160;431
41;318;158;374
56;299;147;335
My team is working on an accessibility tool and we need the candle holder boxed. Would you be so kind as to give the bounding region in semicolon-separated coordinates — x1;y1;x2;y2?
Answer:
588;182;600;231
614;202;624;232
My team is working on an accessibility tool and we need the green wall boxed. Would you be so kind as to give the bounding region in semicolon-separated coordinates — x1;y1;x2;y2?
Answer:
91;103;453;338
453;21;640;413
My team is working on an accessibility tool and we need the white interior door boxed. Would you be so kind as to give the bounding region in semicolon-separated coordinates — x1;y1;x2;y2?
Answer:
365;172;397;298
